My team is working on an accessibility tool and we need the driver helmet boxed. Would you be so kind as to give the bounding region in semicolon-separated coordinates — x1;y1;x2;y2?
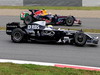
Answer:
42;9;48;15
47;25;53;29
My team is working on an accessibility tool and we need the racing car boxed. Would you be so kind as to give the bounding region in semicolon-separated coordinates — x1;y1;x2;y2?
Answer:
20;9;81;26
6;21;98;46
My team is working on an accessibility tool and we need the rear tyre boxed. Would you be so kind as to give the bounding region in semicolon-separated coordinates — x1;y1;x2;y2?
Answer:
74;32;87;46
24;15;33;25
65;16;74;26
11;28;27;43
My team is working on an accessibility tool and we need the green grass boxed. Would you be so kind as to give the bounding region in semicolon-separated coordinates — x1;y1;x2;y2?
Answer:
0;63;100;75
0;27;5;30
1;6;100;10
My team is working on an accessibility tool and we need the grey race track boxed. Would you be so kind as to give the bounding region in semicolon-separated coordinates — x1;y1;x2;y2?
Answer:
0;31;100;67
0;16;100;29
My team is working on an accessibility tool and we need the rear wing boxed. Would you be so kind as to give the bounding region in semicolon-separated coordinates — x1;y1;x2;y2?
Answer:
29;9;39;13
6;22;20;35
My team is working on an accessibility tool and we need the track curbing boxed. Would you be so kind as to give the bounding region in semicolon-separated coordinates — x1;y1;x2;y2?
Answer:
0;59;100;71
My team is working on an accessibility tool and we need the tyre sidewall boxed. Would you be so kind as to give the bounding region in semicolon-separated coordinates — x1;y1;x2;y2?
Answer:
11;28;26;43
74;32;87;46
65;16;74;26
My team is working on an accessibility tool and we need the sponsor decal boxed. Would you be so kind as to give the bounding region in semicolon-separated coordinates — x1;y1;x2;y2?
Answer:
7;25;17;27
27;25;39;29
41;30;55;36
6;30;12;32
21;12;25;18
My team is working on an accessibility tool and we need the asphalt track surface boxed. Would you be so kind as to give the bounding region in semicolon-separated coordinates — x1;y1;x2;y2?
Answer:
0;31;100;67
0;16;100;29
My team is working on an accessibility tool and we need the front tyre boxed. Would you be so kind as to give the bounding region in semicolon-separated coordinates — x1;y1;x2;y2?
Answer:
65;16;74;26
11;28;27;43
74;32;87;46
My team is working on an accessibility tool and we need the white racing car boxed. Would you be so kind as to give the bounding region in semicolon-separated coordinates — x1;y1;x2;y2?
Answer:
6;21;99;46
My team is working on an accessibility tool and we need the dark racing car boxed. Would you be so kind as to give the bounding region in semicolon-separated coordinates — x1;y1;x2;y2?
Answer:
6;21;98;46
20;9;81;26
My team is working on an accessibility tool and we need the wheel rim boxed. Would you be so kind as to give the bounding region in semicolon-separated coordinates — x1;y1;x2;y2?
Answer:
66;18;73;25
13;32;22;41
25;17;31;24
66;16;74;26
77;34;84;42
75;33;87;46
25;16;32;24
26;18;30;22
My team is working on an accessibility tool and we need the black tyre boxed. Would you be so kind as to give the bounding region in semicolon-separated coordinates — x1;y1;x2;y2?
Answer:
74;32;87;46
65;16;74;26
11;28;27;43
24;15;33;25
